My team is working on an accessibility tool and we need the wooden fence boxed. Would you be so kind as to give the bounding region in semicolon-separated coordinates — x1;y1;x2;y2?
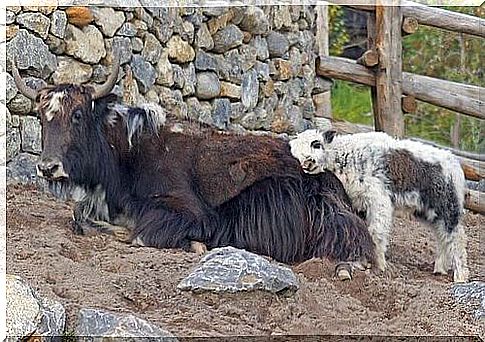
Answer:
314;1;484;214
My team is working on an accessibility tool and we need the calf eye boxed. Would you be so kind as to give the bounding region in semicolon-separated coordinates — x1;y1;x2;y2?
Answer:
310;140;322;149
72;109;82;123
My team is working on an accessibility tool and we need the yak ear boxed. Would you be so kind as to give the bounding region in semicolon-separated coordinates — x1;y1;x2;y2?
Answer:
323;130;336;143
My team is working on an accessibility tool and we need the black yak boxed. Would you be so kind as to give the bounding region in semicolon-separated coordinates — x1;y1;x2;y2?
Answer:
12;55;375;278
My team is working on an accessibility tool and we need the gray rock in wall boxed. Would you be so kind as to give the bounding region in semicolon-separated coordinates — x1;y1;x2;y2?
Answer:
250;35;269;61
156;50;174;87
76;308;177;340
117;22;137;37
241;69;259;111
7;29;57;78
194;50;218;72
212;24;244;53
6;275;66;339
239;7;270;35
9;94;32;115
52;56;93;84
92;7;125;37
266;31;290;58
106;36;133;65
6;124;21;163
178;246;299;294
172;65;185;89
16;12;50;39
182;63;196;97
195;23;214;51
65;24;106;64
7;153;39;185
20;116;42;154
46;34;66;55
6;73;17;103
131;54;156;93
7;11;15;24
142;32;162;64
212;98;231;129
50;10;67;39
196;72;220;100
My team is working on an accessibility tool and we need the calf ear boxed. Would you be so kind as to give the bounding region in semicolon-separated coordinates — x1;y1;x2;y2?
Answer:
323;130;336;143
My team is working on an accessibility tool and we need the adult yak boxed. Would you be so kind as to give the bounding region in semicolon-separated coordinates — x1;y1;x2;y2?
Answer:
12;55;375;278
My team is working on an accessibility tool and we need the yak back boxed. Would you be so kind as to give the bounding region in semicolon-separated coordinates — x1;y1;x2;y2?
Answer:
194;132;302;208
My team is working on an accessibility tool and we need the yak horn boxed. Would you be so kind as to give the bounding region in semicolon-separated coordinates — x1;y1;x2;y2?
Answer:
92;51;121;100
11;59;37;101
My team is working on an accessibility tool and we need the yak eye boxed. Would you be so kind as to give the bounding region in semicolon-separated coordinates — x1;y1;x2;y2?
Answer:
311;140;322;149
72;109;82;123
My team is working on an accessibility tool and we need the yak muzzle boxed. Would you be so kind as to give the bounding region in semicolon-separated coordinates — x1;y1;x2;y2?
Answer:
36;158;69;180
301;158;319;174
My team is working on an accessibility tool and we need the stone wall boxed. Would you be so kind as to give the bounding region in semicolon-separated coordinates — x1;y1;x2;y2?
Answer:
5;5;331;183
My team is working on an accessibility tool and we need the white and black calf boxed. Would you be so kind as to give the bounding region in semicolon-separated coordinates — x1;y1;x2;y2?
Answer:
289;129;469;282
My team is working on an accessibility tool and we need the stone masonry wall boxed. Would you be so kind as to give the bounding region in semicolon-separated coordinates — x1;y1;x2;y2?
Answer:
5;5;332;184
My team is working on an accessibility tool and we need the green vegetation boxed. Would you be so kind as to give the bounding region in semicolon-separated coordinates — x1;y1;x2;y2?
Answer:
328;6;484;153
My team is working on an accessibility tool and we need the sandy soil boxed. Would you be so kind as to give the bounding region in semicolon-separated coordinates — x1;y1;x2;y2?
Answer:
6;184;484;338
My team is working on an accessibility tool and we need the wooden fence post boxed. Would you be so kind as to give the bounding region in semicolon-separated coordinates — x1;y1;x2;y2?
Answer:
372;1;405;137
314;3;332;118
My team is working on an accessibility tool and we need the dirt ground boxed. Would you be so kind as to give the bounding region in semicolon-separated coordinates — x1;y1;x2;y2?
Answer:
6;184;484;338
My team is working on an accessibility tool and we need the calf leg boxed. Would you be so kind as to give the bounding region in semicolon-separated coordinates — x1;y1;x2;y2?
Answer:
433;222;469;282
361;184;394;272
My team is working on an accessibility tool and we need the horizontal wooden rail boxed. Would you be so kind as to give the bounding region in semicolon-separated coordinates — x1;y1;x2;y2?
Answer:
329;0;485;38
465;189;485;215
316;56;485;120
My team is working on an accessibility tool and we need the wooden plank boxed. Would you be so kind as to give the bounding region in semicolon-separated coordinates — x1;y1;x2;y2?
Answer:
315;4;332;118
402;1;485;38
402;73;485;120
328;0;485;38
374;1;404;137
315;56;485;120
465;189;485;215
402;95;417;113
402;16;419;35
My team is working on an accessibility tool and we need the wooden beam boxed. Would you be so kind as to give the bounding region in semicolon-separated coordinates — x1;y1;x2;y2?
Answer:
402;1;485;39
402;16;419;35
328;0;485;38
402;73;485;120
465;189;485;215
402;95;417;113
315;4;332;118
356;49;379;67
374;2;405;137
316;56;485;120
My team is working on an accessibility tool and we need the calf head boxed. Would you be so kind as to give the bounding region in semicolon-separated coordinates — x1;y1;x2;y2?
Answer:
11;55;120;183
289;129;336;174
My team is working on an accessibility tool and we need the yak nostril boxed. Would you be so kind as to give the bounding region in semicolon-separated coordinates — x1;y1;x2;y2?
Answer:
37;159;62;178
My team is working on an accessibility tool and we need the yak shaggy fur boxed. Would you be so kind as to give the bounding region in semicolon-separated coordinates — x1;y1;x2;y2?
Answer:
289;129;469;282
33;84;376;269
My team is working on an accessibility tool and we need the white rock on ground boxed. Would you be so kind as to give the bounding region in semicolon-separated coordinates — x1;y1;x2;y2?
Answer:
6;274;65;339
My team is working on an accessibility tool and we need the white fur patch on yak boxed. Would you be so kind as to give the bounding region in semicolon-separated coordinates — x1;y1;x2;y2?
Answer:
41;91;65;121
107;102;167;148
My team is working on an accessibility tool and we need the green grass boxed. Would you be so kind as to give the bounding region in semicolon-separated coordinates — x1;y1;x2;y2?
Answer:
330;80;373;126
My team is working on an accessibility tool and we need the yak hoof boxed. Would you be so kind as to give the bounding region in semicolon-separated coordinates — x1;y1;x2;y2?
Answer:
190;241;207;256
335;262;353;281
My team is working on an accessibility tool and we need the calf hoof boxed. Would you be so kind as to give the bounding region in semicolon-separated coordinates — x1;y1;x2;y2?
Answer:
190;241;207;256
334;262;353;281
